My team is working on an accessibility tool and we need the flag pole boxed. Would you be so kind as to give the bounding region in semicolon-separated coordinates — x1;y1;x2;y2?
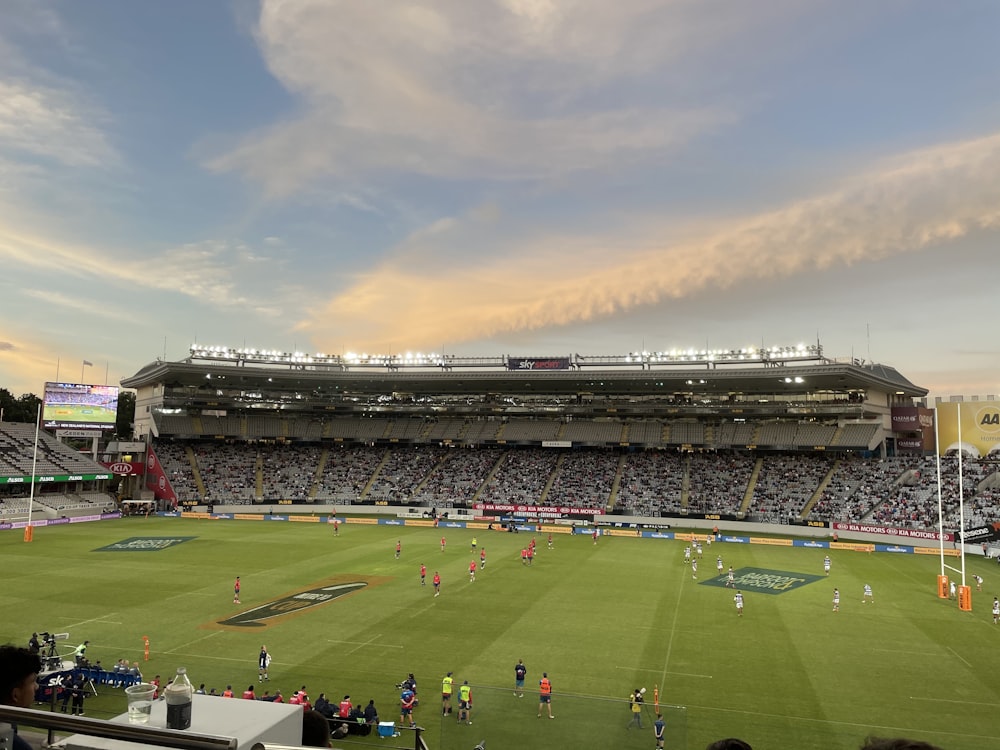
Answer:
24;403;41;542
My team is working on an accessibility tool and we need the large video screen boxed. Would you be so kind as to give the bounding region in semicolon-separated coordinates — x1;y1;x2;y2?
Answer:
42;382;120;431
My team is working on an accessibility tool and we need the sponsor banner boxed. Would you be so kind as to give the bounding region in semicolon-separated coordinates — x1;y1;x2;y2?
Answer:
603;528;642;537
0;522;11;530
914;546;959;557
538;525;574;535
438;521;466;528
750;537;793;547
143;445;177;504
101;512;122;520
213;577;378;629
475;503;603;517
213;513;233;520
896;438;924;453
289;516;320;523
266;515;288;522
183;512;213;519
349;517;378;525
832;522;953;542
234;514;265;521
891;406;920;431
0;473;111;485
57;429;102;438
405;519;437;527
794;520;829;529
101;461;144;476
876;545;913;554
95;536;196;552
936;401;1000;458
644;531;675;540
962;524;1000;543
541;440;572;448
507;357;570;371
792;540;829;548
830;542;875;552
720;535;750;544
664;512;741;522
701;567;823;595
673;532;713;542
379;519;405;526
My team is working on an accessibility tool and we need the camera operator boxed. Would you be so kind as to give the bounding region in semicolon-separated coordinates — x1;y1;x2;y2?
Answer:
27;634;39;655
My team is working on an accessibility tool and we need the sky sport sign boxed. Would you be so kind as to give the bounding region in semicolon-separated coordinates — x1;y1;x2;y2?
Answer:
701;567;824;595
94;537;196;551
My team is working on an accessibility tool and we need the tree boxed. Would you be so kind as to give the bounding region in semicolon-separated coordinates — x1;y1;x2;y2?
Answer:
0;388;42;423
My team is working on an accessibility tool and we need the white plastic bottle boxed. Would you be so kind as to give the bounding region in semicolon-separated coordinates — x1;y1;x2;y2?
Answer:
164;667;193;730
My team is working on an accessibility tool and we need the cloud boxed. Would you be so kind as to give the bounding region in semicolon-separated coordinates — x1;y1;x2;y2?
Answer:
0;341;14;351
0;79;117;169
295;130;1000;351
205;0;766;195
0;227;293;313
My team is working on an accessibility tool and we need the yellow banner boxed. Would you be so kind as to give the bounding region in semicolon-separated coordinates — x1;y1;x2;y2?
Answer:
750;537;793;546
935;401;1000;458
914;546;959;556
830;542;875;552
234;513;265;521
288;515;320;523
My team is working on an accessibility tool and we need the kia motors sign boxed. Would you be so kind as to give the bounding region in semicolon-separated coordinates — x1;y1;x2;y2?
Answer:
101;461;144;476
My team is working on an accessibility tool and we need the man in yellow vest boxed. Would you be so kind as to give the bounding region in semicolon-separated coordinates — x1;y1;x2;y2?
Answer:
441;672;454;716
458;680;472;725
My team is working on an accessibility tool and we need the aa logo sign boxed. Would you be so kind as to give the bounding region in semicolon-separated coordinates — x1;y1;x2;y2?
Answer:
701;567;823;595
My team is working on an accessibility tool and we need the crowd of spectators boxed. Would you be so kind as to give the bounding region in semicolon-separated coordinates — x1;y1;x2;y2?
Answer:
148;439;1000;530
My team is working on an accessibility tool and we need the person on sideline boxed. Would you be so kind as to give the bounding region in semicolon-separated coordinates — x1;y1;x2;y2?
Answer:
537;673;554;718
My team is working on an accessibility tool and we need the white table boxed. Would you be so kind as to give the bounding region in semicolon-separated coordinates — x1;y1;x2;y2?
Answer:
60;695;304;750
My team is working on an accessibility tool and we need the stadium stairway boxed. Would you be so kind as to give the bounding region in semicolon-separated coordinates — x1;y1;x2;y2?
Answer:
739;458;764;517
358;449;390;501
537;453;566;506
606;454;627;512
798;459;839;520
185;445;206;498
308;448;330;500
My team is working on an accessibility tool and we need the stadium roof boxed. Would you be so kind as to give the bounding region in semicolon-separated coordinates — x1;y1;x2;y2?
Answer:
122;355;928;399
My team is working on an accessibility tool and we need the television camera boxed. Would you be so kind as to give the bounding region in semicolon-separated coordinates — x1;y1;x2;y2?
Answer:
32;631;70;672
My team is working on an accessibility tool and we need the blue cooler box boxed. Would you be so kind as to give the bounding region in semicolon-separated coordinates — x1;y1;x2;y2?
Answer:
378;722;396;738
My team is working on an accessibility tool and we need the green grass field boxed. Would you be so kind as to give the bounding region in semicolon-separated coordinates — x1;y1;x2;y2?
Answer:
3;518;998;750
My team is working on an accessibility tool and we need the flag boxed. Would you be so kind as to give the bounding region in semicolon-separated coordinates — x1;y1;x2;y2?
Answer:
83;360;93;367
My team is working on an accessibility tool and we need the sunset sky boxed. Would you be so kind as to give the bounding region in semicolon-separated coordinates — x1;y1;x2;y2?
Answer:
1;0;998;401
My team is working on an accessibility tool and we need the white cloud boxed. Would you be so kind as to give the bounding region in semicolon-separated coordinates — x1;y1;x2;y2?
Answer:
205;0;776;195
295;130;1000;350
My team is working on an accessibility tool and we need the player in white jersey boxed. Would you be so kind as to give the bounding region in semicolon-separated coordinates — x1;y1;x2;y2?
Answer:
716;556;724;574
695;542;703;558
993;597;999;624
683;546;691;564
727;567;735;588
734;591;744;616
691;559;698;579
949;581;956;599
832;588;840;612
823;556;831;575
973;574;983;591
862;584;874;604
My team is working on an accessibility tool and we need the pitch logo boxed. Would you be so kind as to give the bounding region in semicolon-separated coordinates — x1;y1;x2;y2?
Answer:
214;578;376;629
95;537;196;552
701;567;823;595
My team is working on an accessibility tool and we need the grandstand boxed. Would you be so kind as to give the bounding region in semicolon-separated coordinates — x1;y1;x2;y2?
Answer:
106;342;1000;536
0;422;114;522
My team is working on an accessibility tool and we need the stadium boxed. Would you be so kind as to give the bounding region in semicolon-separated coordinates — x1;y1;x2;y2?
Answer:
3;342;1000;750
